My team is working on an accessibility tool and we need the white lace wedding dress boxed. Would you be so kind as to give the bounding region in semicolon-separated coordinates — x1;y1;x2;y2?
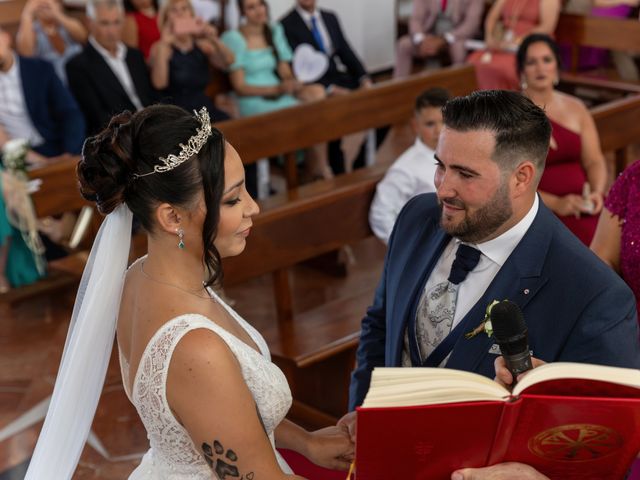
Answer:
119;290;293;479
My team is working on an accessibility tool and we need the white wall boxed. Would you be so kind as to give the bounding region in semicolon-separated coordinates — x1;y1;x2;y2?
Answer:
261;0;396;72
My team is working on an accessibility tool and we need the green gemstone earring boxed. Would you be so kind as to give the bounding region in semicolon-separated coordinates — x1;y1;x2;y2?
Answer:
177;228;185;249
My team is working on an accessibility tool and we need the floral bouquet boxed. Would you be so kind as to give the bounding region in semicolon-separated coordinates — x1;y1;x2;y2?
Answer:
2;138;29;178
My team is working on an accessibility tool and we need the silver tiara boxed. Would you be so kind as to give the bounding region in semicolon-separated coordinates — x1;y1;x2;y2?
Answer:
132;107;212;179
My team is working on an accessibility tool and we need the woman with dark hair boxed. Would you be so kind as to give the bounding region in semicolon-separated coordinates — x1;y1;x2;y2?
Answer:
122;0;160;60
222;0;332;179
24;105;353;479
149;0;235;121
517;33;607;245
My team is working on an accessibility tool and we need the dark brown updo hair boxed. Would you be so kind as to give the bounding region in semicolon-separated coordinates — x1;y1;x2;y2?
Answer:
77;104;226;287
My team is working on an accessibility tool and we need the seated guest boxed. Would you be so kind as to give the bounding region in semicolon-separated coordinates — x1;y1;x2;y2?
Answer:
591;160;640;319
281;0;371;174
518;34;606;245
0;28;85;290
369;87;449;243
122;0;160;60
0;27;85;161
15;0;86;84
149;0;234;121
280;0;371;94
66;0;156;135
394;0;482;78
222;0;332;179
467;0;560;90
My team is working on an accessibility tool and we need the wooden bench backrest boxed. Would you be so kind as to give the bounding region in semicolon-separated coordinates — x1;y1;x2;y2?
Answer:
28;66;478;217
222;164;386;285
217;65;478;164
556;13;640;72
556;13;640;55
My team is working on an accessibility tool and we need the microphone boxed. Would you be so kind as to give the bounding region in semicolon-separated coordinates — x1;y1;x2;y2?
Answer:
490;300;533;380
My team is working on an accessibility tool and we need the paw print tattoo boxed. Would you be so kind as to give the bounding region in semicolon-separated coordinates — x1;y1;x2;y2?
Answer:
202;440;254;479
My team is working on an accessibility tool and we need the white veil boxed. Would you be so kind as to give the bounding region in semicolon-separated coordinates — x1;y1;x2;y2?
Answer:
25;204;133;479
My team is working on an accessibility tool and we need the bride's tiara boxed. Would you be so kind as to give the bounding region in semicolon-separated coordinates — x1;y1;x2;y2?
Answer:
132;107;212;179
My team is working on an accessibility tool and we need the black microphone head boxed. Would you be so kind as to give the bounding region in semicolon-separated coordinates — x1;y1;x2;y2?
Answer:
490;300;528;355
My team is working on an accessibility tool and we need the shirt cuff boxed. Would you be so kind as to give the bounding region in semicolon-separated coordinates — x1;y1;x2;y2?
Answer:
412;33;425;45
444;32;455;44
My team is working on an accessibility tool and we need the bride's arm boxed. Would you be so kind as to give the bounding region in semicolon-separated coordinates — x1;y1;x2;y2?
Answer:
166;328;304;479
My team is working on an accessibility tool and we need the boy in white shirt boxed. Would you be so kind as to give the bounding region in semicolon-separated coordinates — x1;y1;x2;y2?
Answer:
369;87;450;243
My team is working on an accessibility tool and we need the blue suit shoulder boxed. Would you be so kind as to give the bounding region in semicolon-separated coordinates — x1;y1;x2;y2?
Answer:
18;55;56;78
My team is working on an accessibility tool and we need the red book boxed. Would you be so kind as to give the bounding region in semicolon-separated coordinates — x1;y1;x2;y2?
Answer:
355;363;640;480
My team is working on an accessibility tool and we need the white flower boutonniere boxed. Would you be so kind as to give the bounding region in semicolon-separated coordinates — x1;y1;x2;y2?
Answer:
465;299;501;339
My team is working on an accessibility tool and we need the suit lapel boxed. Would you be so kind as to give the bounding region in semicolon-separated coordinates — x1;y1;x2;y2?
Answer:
17;58;38;131
125;50;144;105
87;43;132;105
446;202;553;372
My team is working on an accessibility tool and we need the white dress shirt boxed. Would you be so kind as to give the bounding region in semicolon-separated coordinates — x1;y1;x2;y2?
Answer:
425;195;540;332
296;6;334;55
369;138;438;243
89;37;144;111
0;55;45;147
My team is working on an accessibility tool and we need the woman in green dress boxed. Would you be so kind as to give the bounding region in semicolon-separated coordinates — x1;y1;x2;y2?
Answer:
222;0;332;179
0;168;45;292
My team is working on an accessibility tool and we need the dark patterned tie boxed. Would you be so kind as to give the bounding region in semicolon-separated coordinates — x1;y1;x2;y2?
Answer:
403;244;482;366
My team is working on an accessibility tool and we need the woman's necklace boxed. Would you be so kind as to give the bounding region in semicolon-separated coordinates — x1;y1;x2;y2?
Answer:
140;260;215;301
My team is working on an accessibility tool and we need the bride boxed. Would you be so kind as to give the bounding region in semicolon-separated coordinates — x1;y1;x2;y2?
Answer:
25;104;353;479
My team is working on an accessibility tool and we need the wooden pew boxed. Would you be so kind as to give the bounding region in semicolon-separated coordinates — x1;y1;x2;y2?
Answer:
556;13;640;74
217;64;479;188
592;94;640;174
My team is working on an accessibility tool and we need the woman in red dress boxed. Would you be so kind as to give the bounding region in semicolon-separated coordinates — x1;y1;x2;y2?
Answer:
122;0;161;60
468;0;560;90
517;34;607;245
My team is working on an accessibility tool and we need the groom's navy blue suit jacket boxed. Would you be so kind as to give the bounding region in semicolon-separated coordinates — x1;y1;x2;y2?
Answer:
349;193;640;410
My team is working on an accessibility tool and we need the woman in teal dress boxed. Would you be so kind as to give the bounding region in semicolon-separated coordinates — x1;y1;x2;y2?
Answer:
0;169;45;292
222;0;332;179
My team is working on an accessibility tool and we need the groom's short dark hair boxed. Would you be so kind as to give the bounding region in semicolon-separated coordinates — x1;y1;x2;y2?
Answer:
442;90;551;181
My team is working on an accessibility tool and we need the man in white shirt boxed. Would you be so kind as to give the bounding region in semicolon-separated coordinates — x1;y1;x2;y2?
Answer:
66;0;155;134
369;87;450;244
341;92;640;480
0;27;84;164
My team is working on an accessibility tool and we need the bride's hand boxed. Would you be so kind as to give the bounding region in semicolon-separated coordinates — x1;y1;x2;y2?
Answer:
304;425;354;471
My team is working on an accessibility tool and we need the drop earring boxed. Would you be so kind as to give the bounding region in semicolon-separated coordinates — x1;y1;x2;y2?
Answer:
177;228;185;249
520;76;528;90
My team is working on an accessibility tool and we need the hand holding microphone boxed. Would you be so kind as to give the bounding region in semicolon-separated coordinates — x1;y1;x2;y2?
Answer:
490;300;545;388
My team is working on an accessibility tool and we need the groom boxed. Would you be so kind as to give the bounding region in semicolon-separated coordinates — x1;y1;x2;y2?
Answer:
347;90;640;412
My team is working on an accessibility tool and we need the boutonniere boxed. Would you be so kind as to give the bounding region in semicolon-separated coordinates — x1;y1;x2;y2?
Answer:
465;299;500;339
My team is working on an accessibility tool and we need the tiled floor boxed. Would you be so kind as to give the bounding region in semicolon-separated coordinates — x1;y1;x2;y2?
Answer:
0;237;386;479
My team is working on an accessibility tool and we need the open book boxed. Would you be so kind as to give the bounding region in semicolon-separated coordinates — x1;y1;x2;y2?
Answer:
356;363;640;480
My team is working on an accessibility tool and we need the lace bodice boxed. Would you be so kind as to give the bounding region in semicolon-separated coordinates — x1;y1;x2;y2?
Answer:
119;293;292;479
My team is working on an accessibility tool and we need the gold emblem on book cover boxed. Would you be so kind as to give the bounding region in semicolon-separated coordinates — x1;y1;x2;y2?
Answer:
529;424;623;461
